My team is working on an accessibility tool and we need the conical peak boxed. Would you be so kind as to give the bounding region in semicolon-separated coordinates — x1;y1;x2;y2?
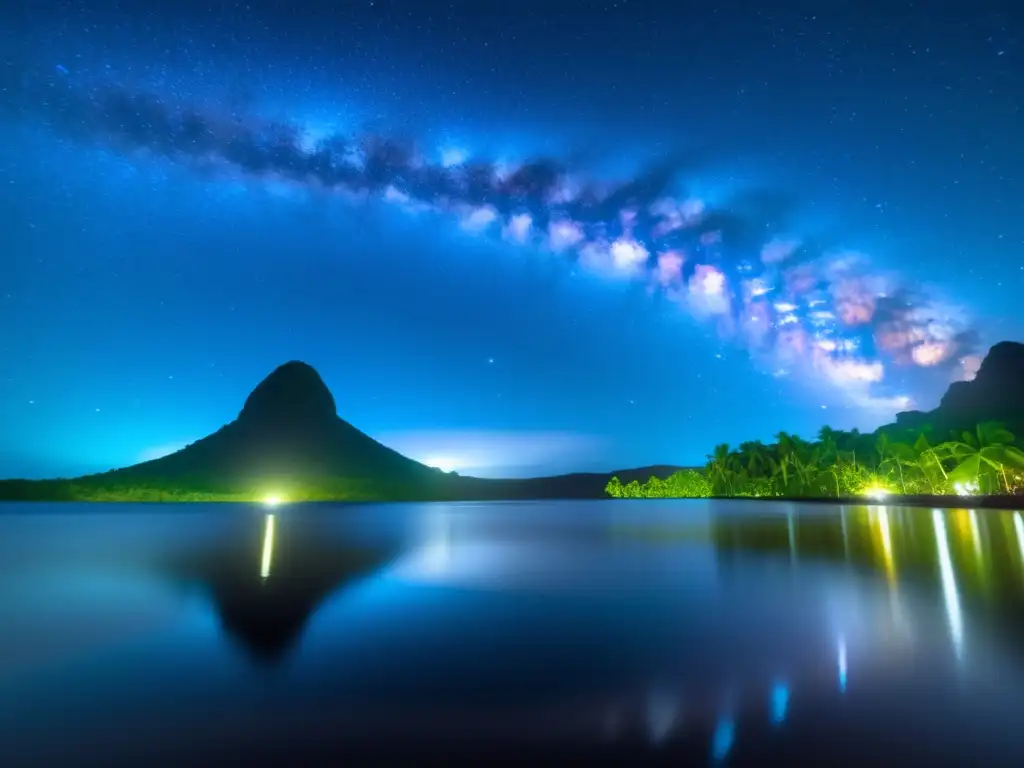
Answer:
238;361;337;426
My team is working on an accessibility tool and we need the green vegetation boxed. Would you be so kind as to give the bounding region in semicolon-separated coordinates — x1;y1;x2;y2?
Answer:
605;421;1024;499
0;473;454;503
606;469;711;499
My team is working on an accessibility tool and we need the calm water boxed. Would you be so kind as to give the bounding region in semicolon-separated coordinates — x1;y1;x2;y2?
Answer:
2;500;1024;766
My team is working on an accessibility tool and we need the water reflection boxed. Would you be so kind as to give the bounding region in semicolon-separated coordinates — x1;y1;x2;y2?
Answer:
162;511;392;661
2;501;1024;765
933;509;964;659
711;503;1024;664
260;513;275;580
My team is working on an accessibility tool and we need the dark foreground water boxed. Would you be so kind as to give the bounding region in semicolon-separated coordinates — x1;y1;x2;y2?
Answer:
2;501;1024;766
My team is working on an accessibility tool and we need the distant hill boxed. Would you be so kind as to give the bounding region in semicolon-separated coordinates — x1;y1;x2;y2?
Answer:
887;341;1024;439
0;361;684;502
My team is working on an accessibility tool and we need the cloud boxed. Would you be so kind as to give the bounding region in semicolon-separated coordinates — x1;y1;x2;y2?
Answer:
8;67;979;419
375;430;608;477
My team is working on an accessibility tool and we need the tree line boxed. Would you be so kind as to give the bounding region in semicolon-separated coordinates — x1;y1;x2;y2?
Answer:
606;421;1024;499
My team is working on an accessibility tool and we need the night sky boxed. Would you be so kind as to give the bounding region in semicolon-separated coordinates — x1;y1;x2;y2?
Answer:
1;1;1022;479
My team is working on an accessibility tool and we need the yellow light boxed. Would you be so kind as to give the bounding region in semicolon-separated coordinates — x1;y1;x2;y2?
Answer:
863;485;890;501
260;513;275;579
877;507;895;582
263;494;284;507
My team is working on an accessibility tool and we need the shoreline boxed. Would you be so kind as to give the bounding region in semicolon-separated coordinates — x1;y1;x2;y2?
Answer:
0;493;1020;510
643;494;1024;510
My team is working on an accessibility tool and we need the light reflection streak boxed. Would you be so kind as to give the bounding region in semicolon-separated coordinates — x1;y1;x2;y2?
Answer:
711;716;735;762
840;507;849;562
1013;513;1024;566
877;507;895;583
646;690;679;745
932;509;963;659
770;682;789;725
968;510;983;562
787;511;796;565
260;513;275;580
420;511;452;574
837;635;847;693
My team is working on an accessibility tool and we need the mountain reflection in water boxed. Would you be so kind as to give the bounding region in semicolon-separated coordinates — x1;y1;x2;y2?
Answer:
1;500;1024;766
162;511;391;661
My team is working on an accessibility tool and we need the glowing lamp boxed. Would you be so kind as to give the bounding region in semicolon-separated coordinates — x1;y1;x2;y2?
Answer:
953;480;978;497
863;485;889;501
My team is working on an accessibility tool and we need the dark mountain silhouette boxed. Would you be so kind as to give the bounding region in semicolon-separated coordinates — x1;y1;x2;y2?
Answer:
103;360;443;497
0;360;683;500
890;341;1024;437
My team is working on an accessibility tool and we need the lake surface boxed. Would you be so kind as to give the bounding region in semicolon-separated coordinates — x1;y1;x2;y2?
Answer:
2;500;1024;766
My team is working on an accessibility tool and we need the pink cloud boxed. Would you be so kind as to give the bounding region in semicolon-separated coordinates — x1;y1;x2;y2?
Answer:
547;218;585;250
655;250;684;286
816;355;885;385
687;264;730;315
955;355;982;382
911;340;955;366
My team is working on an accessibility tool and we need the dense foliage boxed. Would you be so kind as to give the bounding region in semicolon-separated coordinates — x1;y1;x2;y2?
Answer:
606;421;1024;499
606;469;711;499
0;474;452;502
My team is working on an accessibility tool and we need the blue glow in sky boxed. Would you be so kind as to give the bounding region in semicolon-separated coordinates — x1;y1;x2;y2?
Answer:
1;1;1022;478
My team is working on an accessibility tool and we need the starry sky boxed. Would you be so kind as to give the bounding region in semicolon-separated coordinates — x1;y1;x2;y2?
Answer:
1;0;1022;479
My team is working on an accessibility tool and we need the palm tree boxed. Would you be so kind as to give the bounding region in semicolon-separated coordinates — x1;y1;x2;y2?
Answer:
793;444;823;494
706;443;735;494
774;432;795;490
738;440;772;478
817;426;840;465
831;428;862;470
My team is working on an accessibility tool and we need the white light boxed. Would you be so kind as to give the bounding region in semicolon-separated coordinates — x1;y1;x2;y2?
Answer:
260;514;276;580
263;494;284;507
1013;513;1024;564
968;510;983;560
932;509;963;659
953;480;979;497
426;456;460;473
865;486;889;501
837;635;847;693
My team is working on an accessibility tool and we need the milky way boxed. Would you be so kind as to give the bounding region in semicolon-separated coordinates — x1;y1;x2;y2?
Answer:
3;66;980;412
